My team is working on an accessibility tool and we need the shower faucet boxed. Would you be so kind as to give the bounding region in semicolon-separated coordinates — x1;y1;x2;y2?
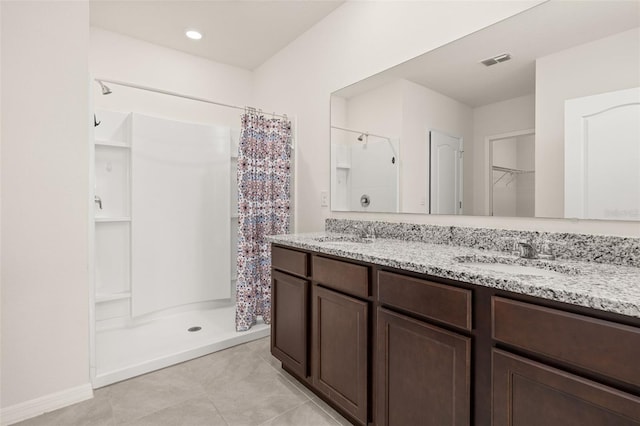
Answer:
95;195;103;210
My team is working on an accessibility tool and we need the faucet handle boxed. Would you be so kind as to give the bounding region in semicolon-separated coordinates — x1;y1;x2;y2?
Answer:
537;240;556;260
510;239;521;256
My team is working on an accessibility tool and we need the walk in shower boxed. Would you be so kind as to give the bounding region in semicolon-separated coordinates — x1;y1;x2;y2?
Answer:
91;84;272;387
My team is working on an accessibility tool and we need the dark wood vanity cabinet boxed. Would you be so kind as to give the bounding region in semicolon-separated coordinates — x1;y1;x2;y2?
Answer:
492;349;640;426
271;246;310;379
271;246;371;425
313;285;368;424
376;271;472;426
270;243;640;426
312;255;371;425
491;297;640;425
377;308;470;425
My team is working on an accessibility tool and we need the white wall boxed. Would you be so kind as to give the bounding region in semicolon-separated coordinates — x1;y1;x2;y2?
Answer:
253;0;545;232
1;0;91;415
90;28;252;129
536;27;640;219
401;80;473;214
345;79;404;138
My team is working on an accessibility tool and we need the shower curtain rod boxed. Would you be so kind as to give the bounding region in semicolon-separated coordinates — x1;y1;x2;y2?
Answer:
330;125;392;141
331;125;397;159
94;78;289;120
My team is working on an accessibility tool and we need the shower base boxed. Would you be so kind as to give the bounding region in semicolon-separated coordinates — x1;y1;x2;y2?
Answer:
93;304;270;388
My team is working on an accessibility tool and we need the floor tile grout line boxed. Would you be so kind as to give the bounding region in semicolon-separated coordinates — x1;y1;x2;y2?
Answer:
255;399;312;426
259;356;313;402
254;339;347;424
309;398;348;425
111;390;210;425
201;393;231;426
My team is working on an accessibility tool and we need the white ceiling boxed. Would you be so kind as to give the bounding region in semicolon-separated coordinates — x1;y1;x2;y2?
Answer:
335;1;640;107
90;1;344;70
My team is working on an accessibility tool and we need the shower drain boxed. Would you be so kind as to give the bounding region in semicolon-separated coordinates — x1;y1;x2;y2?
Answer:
187;326;202;332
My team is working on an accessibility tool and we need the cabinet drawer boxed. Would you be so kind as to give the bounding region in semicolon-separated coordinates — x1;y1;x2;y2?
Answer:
492;297;640;388
378;271;472;331
272;245;308;277
312;256;369;298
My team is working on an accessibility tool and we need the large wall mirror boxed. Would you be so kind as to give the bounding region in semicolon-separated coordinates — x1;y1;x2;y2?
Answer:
330;1;640;220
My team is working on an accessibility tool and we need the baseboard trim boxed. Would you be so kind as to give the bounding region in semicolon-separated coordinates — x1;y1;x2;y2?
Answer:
1;383;93;425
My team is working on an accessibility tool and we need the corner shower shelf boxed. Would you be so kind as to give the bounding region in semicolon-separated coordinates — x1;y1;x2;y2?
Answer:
95;139;130;148
96;292;131;303
95;217;131;223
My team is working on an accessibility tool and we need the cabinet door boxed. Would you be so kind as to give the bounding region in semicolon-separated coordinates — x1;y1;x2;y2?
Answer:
312;285;368;424
271;270;309;378
377;308;471;426
492;349;640;426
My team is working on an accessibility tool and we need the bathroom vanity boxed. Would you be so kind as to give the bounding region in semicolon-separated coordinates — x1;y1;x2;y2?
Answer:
268;223;640;426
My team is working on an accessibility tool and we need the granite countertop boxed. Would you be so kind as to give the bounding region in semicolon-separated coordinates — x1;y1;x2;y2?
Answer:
268;232;640;319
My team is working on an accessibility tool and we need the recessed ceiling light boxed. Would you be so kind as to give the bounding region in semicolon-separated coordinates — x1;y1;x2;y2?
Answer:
185;30;203;40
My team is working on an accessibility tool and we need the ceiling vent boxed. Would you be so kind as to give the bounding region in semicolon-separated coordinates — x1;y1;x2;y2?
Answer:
481;53;512;67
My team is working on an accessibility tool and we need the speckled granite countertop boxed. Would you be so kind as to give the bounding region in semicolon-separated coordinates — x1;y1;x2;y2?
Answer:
268;232;640;319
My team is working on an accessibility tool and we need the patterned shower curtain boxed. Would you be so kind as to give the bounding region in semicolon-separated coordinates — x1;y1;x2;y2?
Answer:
236;111;292;331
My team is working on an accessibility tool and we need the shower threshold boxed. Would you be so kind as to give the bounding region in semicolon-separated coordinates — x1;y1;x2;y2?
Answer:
93;304;270;388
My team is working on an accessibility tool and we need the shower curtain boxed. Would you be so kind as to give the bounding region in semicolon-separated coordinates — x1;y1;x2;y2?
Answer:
236;111;292;331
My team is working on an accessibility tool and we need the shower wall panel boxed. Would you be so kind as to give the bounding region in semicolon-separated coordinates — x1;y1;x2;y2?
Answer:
131;114;231;317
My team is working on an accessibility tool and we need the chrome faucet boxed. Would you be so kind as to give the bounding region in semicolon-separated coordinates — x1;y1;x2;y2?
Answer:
351;222;376;242
517;241;537;259
94;195;103;210
513;238;555;260
361;223;376;242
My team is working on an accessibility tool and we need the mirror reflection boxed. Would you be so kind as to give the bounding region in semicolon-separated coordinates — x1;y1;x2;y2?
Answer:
330;1;640;220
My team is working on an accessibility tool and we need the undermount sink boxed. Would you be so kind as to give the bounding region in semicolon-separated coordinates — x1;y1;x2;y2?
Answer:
461;262;566;278
455;255;580;278
314;234;372;244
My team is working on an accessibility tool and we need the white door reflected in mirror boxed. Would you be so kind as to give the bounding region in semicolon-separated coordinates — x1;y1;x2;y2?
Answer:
429;130;463;215
565;87;640;221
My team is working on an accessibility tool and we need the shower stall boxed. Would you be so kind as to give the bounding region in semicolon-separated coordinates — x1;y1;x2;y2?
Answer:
330;126;400;212
91;89;271;387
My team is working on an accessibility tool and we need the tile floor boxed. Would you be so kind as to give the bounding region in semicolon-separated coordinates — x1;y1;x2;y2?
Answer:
15;337;351;426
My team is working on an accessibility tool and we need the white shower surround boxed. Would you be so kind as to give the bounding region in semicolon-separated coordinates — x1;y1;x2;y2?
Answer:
92;109;266;388
130;113;231;316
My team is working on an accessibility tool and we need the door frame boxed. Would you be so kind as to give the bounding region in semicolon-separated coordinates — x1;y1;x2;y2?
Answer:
485;129;535;216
